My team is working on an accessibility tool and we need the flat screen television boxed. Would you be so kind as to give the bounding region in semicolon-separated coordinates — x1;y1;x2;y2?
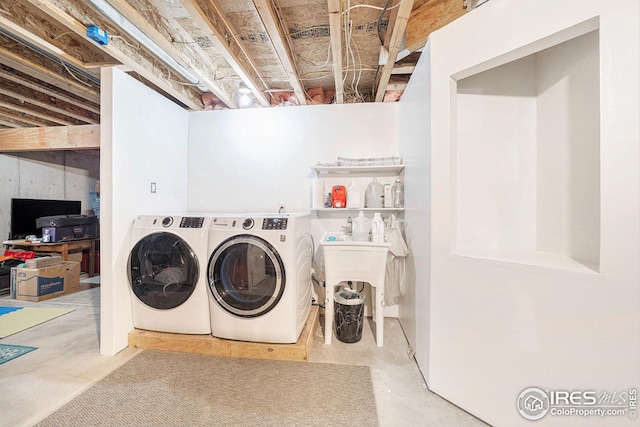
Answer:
10;198;81;240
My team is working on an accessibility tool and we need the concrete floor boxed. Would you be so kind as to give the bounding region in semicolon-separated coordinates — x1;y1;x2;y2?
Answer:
0;285;488;427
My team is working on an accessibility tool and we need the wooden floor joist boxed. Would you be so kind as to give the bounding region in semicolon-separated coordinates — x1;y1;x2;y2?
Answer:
128;305;319;362
0;124;100;151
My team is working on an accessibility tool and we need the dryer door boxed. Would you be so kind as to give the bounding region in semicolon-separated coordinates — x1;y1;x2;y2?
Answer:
128;232;199;309
208;235;285;318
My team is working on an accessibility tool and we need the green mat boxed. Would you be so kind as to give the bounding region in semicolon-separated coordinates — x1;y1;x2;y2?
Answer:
0;307;74;338
0;343;37;365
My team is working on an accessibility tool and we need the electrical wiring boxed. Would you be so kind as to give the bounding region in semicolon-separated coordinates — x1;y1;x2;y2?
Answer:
57;58;93;88
297;42;332;69
109;34;140;49
298;73;334;81
371;65;380;95
347;25;365;99
377;0;393;45
341;0;365;100
341;1;401;14
298;66;376;81
52;31;74;40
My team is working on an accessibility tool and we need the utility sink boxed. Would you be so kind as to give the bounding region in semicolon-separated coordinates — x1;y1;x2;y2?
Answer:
319;232;390;348
320;232;390;247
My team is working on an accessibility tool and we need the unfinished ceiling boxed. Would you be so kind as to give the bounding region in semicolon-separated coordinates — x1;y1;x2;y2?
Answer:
0;0;480;147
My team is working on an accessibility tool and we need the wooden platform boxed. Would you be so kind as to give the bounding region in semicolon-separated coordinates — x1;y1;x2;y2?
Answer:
128;305;319;362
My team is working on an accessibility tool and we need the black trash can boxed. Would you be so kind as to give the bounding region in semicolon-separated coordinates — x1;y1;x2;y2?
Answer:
334;288;366;343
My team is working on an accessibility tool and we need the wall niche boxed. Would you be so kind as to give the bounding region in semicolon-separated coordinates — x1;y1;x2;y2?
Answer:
452;26;600;273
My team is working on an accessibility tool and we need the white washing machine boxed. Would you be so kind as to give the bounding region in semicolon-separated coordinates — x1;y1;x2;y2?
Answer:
127;214;212;334
207;213;313;343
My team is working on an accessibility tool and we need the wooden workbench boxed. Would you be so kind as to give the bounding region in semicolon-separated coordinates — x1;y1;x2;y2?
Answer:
2;238;99;277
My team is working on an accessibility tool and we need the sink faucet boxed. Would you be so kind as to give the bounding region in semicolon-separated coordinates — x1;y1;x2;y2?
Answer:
341;216;353;235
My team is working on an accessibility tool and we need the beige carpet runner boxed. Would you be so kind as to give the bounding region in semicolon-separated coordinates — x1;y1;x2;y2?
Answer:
36;349;379;427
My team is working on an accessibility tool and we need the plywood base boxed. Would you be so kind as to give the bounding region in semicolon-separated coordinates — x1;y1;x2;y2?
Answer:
128;305;319;362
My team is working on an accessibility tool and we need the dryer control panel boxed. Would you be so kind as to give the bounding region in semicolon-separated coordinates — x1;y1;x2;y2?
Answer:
262;217;288;230
179;217;205;228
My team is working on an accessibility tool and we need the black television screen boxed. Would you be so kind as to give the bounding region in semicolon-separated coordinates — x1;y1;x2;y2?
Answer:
10;198;81;240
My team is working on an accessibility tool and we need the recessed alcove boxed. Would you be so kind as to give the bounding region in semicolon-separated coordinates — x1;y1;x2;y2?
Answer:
451;25;601;273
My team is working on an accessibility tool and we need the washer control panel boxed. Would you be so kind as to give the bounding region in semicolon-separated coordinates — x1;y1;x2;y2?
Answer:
179;217;205;228
262;217;288;230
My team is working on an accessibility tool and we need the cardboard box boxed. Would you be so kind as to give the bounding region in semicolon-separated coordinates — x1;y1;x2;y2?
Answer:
10;261;80;302
25;256;63;269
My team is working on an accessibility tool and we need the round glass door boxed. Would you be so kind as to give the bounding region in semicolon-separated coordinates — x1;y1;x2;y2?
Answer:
128;232;199;310
208;235;285;318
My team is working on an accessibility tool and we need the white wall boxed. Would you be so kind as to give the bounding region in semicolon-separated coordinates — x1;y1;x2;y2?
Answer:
100;67;189;355
99;87;401;355
536;30;600;269
0;151;99;241
187;103;400;317
188;103;398;213
428;1;639;426
397;43;432;382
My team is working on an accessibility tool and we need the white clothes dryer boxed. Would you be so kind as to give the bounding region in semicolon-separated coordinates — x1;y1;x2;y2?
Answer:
128;214;211;334
207;213;313;343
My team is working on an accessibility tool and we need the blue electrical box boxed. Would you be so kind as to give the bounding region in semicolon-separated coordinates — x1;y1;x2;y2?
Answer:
86;25;109;46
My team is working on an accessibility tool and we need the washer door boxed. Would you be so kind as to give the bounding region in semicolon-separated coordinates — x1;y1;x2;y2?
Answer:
208;235;285;318
128;232;199;310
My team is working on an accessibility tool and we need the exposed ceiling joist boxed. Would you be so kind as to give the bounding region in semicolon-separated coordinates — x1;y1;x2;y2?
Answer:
0;98;75;126
179;0;270;107
0;0;114;76
0;85;98;124
327;0;344;104
375;0;414;102
0;68;100;115
0;108;52;127
0;42;100;104
392;64;416;74
152;0;238;108
0;15;90;74
21;0;204;109
0;0;450;134
89;0;236;108
0;124;100;152
0;118;21;128
253;0;307;106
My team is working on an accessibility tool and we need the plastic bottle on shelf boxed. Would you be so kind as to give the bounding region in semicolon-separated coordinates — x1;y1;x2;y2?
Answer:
383;184;392;208
392;176;404;208
352;211;371;241
365;177;384;208
371;212;385;243
347;181;361;208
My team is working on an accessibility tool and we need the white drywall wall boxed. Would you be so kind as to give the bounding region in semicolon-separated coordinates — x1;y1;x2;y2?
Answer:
428;1;639;426
187;103;398;213
397;42;432;382
100;67;189;355
187;102;401;317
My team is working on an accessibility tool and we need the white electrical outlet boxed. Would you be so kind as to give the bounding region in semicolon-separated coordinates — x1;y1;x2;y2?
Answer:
278;202;286;213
